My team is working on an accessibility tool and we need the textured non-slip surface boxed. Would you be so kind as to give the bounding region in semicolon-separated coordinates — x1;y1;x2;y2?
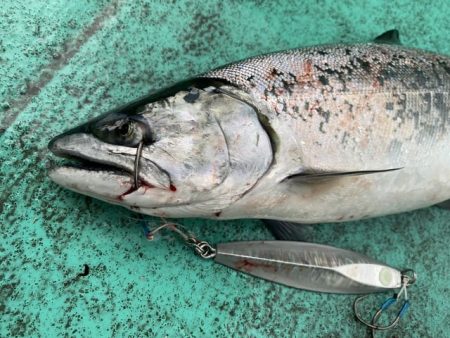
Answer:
1;1;449;336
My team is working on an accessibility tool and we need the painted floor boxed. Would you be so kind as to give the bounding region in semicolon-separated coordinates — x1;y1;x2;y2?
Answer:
1;1;449;337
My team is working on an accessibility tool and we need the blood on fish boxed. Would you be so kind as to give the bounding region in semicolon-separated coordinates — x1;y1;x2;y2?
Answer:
170;184;177;192
234;259;277;273
117;186;135;201
117;182;154;201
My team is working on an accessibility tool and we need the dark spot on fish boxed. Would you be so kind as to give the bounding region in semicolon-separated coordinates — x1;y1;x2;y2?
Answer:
263;88;270;100
183;88;200;103
423;93;432;115
280;78;293;94
318;75;329;85
214;211;222;217
317;108;331;123
246;75;254;81
317;50;328;56
355;57;371;72
345;48;351;56
270;68;282;77
304;101;309;110
386;102;394;110
414;69;428;86
380;65;398;82
288;72;297;80
344;100;353;113
319;122;326;134
433;92;444;110
341;131;350;145
431;62;444;87
433;92;448;131
342;65;354;76
169;184;177;192
377;76;385;86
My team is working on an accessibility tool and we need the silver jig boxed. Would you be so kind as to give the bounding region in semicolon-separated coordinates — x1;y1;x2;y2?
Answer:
146;222;412;294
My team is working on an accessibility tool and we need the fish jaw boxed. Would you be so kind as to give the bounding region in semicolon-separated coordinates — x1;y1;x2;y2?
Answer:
49;166;134;204
49;132;171;187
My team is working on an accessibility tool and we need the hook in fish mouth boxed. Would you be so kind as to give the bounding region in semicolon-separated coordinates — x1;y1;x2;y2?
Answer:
48;132;172;204
133;141;144;190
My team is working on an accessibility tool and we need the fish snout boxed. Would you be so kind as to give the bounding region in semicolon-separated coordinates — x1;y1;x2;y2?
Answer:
48;122;92;154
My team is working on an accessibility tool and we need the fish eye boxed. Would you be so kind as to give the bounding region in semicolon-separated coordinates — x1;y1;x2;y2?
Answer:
117;122;132;137
91;116;150;147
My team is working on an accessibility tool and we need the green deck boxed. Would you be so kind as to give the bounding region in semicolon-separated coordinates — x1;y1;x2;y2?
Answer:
1;1;449;337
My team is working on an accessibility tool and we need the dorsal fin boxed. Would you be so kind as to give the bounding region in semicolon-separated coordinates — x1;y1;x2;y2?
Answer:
374;29;401;45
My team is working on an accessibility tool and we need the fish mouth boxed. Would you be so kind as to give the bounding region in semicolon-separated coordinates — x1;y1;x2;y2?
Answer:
48;133;170;202
48;150;137;202
50;149;134;179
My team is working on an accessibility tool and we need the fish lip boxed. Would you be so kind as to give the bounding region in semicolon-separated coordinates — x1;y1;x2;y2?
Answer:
49;142;136;182
49;132;172;191
48;164;135;203
48;151;138;201
51;157;131;177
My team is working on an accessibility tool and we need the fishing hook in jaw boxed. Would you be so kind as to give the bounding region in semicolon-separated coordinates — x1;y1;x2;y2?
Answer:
133;141;144;190
146;221;217;259
353;269;416;333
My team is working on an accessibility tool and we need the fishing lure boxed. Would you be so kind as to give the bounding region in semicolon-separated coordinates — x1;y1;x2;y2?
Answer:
146;222;416;333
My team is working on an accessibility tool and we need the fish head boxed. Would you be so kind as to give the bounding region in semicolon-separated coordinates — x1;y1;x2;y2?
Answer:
48;83;272;217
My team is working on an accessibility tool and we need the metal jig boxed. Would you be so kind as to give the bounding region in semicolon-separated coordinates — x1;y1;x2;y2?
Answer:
145;220;416;334
353;269;416;332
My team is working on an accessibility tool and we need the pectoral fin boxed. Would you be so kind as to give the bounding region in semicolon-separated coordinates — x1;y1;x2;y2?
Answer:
262;219;314;241
284;167;402;182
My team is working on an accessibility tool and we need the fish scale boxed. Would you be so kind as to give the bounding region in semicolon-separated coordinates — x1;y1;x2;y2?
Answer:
205;43;449;170
206;44;450;95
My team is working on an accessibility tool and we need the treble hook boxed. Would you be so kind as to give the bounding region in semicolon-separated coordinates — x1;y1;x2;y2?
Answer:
353;270;416;332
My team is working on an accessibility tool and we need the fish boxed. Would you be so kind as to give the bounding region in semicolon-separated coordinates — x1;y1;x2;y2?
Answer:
48;30;450;229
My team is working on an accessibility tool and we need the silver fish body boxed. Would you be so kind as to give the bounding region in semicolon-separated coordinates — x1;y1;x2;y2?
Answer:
49;42;450;223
